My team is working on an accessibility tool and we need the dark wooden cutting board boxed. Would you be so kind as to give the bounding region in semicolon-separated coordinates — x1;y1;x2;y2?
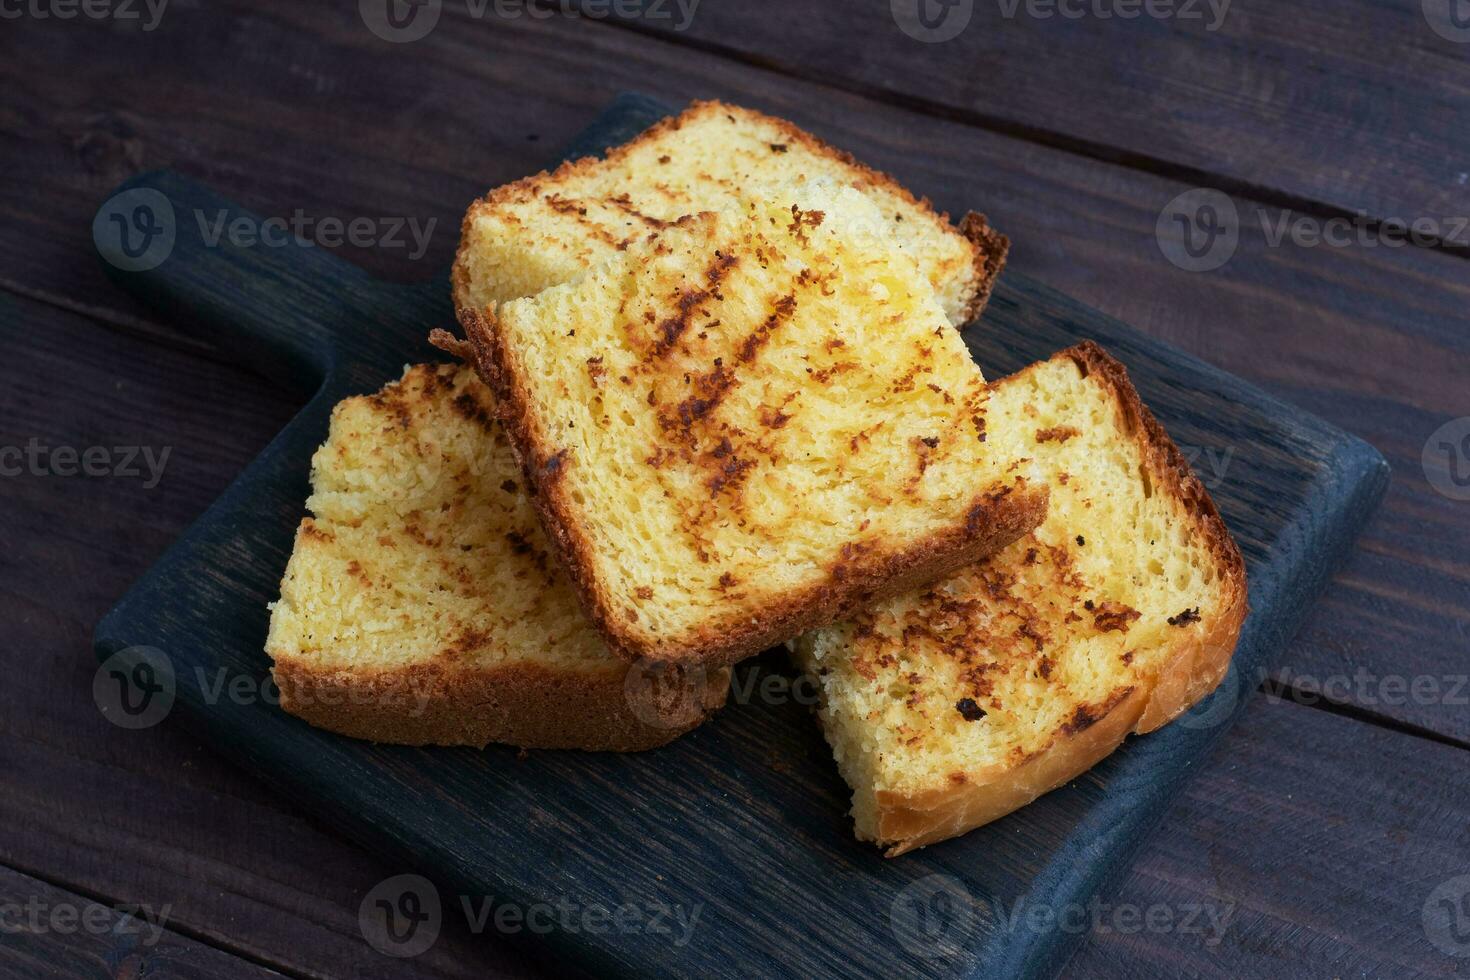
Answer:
91;94;1389;979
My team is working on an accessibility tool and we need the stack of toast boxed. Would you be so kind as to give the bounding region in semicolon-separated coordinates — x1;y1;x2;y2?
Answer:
267;102;1246;854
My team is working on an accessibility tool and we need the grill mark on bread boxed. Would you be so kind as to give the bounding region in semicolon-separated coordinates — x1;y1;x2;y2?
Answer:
450;391;496;431
543;194;620;247
451;101;1010;329
451;183;1043;672
1061;687;1136;736
1036;425;1080;444
608;192;676;231
649;250;739;358
1092;601;1142;633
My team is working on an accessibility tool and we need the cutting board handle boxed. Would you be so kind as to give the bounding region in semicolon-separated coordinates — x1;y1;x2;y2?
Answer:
91;93;673;395
91;170;396;391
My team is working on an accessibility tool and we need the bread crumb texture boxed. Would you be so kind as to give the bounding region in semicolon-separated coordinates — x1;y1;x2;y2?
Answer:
454;100;986;325
791;349;1246;849
269;364;606;674
265;364;725;750
477;184;1041;662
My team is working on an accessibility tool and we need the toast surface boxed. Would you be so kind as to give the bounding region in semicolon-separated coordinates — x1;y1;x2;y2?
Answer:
791;343;1248;855
452;100;1007;326
453;186;1047;669
265;364;728;751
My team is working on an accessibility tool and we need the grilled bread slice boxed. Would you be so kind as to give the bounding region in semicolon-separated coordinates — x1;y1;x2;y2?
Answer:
452;100;1008;327
791;343;1248;855
265;364;729;751
443;185;1048;670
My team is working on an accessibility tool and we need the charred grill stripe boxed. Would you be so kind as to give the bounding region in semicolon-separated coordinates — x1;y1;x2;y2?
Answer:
649;251;740;358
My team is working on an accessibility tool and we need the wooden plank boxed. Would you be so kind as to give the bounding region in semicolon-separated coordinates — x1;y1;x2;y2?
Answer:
0;865;283;979
0;99;1453;980
1064;693;1470;979
1;2;1464;740
81;85;1391;975
573;0;1470;246
0;293;533;980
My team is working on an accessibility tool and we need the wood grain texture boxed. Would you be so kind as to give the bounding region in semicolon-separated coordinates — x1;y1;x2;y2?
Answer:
573;0;1470;246
0;866;282;979
1064;693;1470;979
0;293;539;980
2;1;1466;739
0;5;1462;978
0;280;1453;980
77;94;1389;979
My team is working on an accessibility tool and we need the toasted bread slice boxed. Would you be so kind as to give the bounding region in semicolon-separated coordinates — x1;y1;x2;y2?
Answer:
791;343;1248;855
444;185;1048;670
452;100;1007;327
265;364;729;751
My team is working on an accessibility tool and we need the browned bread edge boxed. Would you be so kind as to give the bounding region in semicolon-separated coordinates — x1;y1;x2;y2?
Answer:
272;650;729;752
868;341;1249;856
447;311;1050;670
451;100;1009;319
958;211;1010;323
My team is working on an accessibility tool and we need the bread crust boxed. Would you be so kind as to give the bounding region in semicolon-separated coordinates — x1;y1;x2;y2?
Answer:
451;100;1009;320
865;342;1249;856
958;211;1010;324
272;655;729;753
446;312;1050;671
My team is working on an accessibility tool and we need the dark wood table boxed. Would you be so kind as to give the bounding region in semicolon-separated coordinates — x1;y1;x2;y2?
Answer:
3;3;1467;977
